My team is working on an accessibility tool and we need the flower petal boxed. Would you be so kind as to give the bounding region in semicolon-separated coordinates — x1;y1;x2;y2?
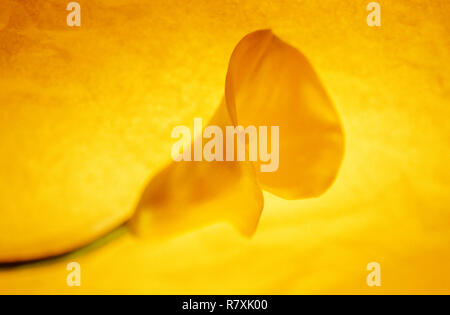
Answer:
131;102;264;237
132;30;344;236
226;30;345;199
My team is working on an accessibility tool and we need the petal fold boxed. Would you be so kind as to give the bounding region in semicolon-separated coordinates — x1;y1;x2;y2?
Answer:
226;30;345;199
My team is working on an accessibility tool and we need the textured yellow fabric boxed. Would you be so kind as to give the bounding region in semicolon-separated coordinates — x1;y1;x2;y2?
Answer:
1;0;449;293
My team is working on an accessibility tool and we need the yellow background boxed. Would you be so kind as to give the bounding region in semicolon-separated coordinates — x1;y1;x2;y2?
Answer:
0;0;449;294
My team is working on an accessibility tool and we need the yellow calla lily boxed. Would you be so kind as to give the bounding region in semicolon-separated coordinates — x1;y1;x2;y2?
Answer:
131;29;344;238
0;0;449;294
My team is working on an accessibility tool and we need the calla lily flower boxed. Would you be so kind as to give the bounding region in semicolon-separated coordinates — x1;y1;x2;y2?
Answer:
131;30;344;238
